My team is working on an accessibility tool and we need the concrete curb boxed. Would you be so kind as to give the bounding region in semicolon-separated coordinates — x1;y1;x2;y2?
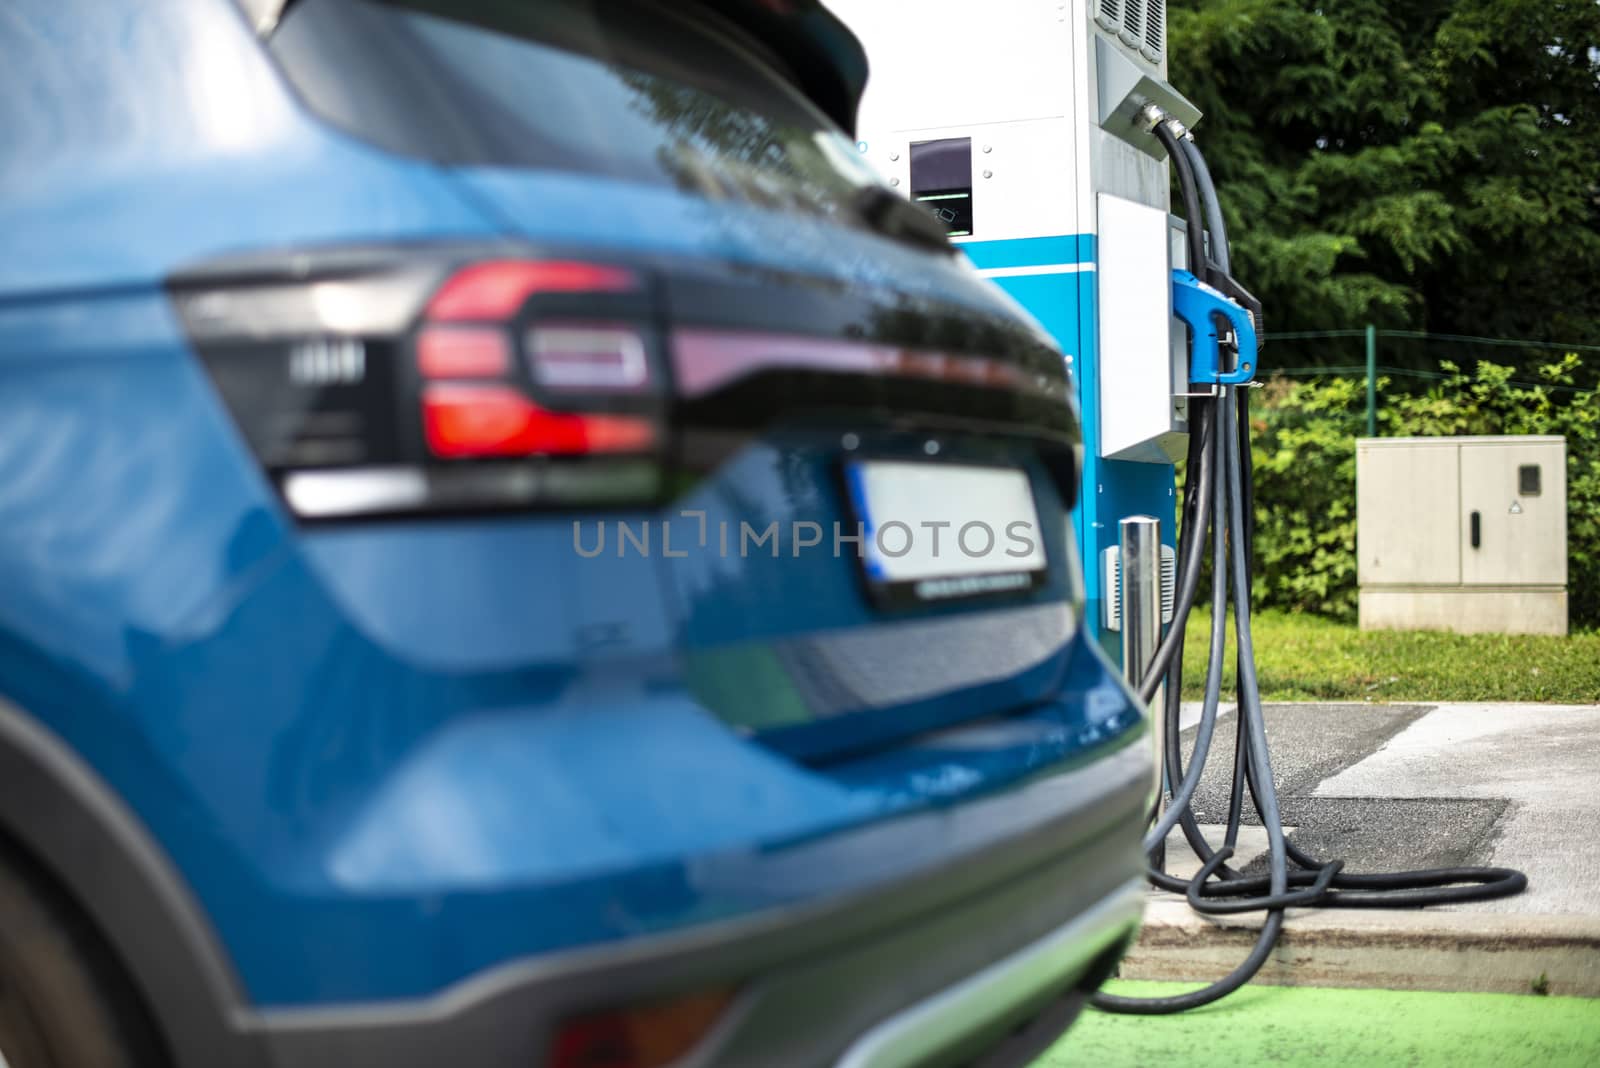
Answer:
1122;899;1600;997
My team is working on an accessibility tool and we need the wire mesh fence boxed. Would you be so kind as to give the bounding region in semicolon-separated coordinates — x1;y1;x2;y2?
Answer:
1259;326;1600;434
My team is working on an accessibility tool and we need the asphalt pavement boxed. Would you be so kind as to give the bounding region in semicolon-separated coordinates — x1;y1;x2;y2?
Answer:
1124;702;1600;996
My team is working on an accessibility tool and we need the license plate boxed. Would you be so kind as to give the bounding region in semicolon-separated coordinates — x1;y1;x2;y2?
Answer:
843;460;1048;606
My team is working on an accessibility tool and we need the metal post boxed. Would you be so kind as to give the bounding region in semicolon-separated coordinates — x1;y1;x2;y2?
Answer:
1365;323;1378;437
1120;516;1164;798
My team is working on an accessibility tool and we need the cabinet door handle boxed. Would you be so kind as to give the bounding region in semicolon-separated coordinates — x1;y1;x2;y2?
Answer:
1470;510;1481;549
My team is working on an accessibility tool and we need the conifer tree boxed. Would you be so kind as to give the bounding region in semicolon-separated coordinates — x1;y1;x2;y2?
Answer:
1170;0;1600;360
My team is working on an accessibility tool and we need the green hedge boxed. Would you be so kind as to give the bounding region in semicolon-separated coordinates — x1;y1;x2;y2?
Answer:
1246;355;1600;628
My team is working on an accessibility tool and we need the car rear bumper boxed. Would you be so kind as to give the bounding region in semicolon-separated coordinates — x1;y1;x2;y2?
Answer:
240;738;1149;1068
835;880;1143;1068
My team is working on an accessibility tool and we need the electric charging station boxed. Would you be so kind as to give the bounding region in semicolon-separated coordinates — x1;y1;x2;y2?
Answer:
828;0;1530;1015
830;0;1201;659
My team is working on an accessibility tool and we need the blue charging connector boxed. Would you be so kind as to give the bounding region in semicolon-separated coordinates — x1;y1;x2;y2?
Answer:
1172;269;1258;386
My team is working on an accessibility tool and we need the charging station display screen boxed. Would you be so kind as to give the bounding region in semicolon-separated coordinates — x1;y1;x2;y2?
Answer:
909;138;974;237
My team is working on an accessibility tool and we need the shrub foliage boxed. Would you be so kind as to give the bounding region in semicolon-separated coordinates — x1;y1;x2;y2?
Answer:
1248;357;1599;626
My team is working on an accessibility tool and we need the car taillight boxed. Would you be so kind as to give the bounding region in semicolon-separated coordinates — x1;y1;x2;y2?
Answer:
425;260;637;320
420;385;655;458
170;252;665;520
415;326;512;379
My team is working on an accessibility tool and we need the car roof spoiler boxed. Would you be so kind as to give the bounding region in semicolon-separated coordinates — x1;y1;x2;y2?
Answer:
235;0;870;135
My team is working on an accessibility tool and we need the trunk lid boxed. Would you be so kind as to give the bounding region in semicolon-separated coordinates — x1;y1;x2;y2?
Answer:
261;0;1089;760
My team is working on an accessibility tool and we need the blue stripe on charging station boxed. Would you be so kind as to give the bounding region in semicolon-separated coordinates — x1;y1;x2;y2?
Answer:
960;234;1096;270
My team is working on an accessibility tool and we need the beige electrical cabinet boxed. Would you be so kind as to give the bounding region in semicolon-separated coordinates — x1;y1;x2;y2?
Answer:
1357;436;1567;635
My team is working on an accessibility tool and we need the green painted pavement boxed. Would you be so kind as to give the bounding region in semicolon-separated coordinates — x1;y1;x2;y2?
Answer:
1039;982;1600;1066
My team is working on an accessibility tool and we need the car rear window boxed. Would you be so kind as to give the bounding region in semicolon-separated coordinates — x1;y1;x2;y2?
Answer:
269;0;881;221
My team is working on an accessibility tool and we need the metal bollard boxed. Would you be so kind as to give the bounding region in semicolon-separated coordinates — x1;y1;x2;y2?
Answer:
1119;515;1164;802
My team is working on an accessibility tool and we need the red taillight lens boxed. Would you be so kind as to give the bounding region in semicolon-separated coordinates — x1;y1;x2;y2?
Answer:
417;263;659;462
417;260;659;463
422;385;655;458
425;260;637;321
416;326;512;379
548;990;733;1068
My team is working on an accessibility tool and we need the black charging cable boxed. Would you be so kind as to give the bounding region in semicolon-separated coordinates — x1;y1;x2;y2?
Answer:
1090;120;1527;1016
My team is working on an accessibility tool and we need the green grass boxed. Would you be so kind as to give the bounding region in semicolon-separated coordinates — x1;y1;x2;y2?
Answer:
1179;609;1600;703
1038;981;1600;1067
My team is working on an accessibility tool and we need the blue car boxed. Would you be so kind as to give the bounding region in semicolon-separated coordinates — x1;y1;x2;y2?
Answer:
0;2;1150;1066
